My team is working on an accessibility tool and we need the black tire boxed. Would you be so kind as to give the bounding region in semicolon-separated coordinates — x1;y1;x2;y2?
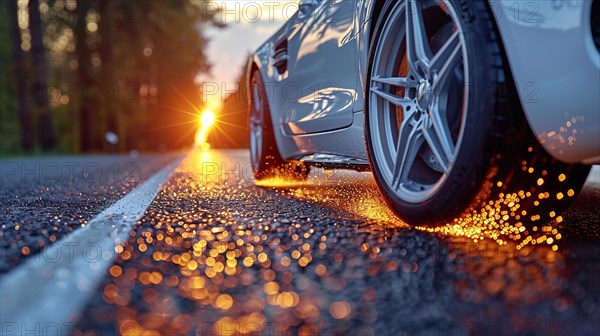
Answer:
249;71;309;181
365;0;590;226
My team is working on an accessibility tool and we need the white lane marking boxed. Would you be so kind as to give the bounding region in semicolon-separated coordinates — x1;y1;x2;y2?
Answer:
585;166;600;185
0;157;182;334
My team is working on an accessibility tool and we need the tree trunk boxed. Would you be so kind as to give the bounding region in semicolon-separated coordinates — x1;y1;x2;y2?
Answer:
99;0;116;151
75;0;93;152
29;0;56;151
7;0;34;151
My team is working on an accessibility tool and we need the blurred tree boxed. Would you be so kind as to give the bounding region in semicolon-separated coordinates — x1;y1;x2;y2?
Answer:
81;0;224;151
208;58;250;149
75;0;94;152
0;1;20;156
7;0;34;151
3;0;222;154
42;0;81;153
98;0;115;152
29;0;57;150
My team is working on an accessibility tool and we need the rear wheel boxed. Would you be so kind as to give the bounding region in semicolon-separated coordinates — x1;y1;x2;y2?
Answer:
365;0;589;225
249;71;309;181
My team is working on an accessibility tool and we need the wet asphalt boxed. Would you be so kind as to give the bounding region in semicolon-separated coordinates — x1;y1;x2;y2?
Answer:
1;150;600;335
0;153;181;274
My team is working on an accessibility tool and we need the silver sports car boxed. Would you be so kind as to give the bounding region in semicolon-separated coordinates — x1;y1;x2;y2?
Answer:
247;0;600;225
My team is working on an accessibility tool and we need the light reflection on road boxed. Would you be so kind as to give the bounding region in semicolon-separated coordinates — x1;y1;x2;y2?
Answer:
76;150;600;335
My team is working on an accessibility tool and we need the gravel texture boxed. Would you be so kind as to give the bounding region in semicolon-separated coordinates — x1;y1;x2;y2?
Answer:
68;150;600;335
0;153;181;273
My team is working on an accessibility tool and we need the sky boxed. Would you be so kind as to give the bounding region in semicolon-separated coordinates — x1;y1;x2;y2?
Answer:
200;1;299;108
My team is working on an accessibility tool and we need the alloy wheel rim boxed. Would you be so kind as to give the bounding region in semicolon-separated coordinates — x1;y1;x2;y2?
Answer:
369;0;469;203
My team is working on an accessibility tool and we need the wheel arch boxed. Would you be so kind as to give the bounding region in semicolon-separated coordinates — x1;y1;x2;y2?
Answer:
245;57;261;102
487;0;600;164
368;0;387;46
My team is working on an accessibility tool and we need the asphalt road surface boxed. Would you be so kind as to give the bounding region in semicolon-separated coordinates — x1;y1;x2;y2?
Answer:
1;150;599;336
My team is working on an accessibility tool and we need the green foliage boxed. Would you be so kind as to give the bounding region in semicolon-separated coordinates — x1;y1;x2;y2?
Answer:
0;1;20;157
3;0;222;154
107;0;221;151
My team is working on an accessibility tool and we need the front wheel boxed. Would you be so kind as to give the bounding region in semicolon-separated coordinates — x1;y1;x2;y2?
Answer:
365;0;589;225
249;71;309;181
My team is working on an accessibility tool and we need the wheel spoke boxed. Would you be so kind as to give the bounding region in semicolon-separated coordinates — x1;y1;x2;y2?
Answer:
367;0;469;202
254;129;262;148
371;87;411;107
251;118;261;138
430;31;462;94
392;118;424;188
371;76;416;87
405;0;431;75
250;115;259;127
252;85;261;112
422;110;455;173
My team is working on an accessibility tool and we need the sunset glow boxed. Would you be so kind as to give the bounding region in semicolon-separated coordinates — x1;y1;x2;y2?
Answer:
195;109;216;149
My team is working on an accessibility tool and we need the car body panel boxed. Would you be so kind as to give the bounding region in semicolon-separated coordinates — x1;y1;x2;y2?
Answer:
490;0;600;164
248;0;600;165
281;0;360;135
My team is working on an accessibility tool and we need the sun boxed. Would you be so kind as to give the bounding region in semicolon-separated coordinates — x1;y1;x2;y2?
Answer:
195;109;216;149
201;110;215;127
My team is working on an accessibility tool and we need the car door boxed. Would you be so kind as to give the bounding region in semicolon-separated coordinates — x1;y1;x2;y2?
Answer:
280;0;359;135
